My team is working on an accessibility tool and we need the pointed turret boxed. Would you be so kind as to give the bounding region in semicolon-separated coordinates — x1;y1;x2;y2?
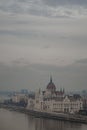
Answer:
50;75;52;83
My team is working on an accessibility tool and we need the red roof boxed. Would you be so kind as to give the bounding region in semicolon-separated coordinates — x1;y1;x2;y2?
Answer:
47;82;56;90
46;76;56;90
55;91;64;95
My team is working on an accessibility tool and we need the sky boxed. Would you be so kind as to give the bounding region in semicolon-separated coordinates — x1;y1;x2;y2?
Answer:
0;0;87;91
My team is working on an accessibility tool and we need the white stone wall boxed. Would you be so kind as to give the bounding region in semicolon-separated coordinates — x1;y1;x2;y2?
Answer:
34;90;44;110
34;89;83;113
41;96;83;113
51;96;83;113
27;98;35;110
12;94;28;103
12;95;19;103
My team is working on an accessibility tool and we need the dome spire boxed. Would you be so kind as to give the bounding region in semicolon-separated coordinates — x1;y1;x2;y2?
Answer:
50;75;52;83
46;75;56;91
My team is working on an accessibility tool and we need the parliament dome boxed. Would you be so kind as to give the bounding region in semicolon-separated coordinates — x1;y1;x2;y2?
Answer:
46;76;56;90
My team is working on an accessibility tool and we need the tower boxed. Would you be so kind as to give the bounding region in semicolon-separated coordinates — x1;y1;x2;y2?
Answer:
46;76;56;92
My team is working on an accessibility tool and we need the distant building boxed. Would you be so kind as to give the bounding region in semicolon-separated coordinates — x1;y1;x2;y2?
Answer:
12;93;28;103
83;98;87;110
21;89;28;94
33;77;83;113
81;90;87;110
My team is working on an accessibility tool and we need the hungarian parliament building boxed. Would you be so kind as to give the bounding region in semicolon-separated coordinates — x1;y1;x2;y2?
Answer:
27;77;83;114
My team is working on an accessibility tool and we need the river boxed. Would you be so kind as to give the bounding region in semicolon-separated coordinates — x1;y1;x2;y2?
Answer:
0;108;87;130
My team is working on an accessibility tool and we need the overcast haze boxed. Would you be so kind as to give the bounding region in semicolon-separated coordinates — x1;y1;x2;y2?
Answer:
0;0;87;91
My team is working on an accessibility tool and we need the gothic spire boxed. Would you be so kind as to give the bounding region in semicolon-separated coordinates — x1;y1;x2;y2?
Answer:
50;75;52;83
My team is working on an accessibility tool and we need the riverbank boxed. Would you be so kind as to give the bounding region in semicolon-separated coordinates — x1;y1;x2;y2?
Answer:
0;104;87;124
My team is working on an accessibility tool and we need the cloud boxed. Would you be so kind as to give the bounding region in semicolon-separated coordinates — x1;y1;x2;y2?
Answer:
0;58;87;91
0;0;87;91
0;0;87;17
76;58;87;64
0;10;87;68
43;0;87;6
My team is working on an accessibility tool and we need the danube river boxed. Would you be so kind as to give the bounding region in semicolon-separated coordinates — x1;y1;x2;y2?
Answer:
0;108;87;130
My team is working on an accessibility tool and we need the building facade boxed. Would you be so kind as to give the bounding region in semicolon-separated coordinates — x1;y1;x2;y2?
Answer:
27;77;83;114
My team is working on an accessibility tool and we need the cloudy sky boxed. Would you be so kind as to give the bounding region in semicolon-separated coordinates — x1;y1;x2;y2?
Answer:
0;0;87;91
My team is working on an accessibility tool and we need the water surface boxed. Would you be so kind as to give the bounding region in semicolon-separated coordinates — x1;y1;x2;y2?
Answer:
0;108;87;130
